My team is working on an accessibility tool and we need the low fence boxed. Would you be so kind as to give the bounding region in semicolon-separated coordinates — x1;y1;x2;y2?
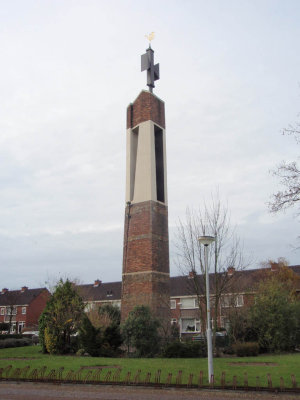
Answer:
0;365;298;393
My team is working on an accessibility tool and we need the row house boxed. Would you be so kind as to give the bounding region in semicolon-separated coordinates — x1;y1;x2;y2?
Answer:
78;280;122;312
0;286;50;333
78;264;300;339
2;264;298;336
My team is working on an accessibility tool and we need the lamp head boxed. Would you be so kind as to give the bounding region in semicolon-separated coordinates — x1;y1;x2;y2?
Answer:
198;236;215;246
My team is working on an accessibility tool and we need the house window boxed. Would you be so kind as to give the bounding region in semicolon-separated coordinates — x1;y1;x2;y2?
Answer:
22;307;26;315
171;318;177;325
221;294;244;308
180;298;196;309
84;303;95;312
170;300;176;309
210;296;216;308
0;308;4;315
181;318;201;333
220;317;230;331
221;295;231;308
111;300;121;308
6;306;17;315
235;295;244;307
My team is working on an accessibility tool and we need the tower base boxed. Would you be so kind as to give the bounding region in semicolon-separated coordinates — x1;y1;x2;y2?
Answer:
121;200;170;324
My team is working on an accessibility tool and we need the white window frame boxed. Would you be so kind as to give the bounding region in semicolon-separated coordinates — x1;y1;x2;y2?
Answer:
235;294;244;307
221;295;231;308
181;318;201;333
22;307;26;315
170;300;176;309
111;300;121;309
179;297;197;309
6;306;17;315
222;294;244;308
0;307;4;315
84;302;95;312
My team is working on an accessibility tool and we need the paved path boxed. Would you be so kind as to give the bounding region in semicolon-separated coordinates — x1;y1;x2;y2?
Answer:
0;382;299;400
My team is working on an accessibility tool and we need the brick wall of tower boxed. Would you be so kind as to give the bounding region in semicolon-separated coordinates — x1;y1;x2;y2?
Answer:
123;201;169;274
121;200;170;322
127;91;165;129
122;90;170;325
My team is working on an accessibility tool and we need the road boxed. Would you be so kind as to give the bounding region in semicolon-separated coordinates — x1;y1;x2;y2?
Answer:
0;382;299;400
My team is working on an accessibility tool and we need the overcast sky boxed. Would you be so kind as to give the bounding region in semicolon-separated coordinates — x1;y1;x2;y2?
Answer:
1;0;299;290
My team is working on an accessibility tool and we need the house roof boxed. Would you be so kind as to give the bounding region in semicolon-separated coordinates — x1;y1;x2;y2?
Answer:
0;288;48;306
77;281;122;302
77;265;300;302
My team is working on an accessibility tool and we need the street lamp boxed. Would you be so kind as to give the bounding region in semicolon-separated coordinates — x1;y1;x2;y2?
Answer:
198;235;215;384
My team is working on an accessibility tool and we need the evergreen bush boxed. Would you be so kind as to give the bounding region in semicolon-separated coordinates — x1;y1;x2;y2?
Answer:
78;315;102;357
233;342;259;357
0;338;31;348
0;334;22;340
162;341;207;358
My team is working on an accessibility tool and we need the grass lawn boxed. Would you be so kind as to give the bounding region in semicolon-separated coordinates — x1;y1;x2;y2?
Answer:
0;345;299;388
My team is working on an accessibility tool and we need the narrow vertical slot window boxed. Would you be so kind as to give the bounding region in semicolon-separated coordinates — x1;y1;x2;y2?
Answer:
130;127;139;201
154;125;165;203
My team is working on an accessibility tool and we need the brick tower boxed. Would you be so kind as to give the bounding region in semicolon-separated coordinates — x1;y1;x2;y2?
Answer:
121;45;170;324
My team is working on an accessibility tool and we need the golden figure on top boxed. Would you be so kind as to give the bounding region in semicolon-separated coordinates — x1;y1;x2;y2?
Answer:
145;32;155;43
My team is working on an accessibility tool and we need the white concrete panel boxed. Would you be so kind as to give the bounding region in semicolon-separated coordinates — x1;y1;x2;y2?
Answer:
125;120;168;205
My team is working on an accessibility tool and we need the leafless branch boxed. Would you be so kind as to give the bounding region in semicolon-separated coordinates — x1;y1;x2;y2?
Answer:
268;160;300;214
174;193;249;343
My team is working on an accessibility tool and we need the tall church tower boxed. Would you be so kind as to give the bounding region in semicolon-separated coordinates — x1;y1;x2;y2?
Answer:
121;45;170;324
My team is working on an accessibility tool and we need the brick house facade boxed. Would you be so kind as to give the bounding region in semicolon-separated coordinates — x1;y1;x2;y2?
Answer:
79;264;300;338
0;287;50;333
1;265;298;336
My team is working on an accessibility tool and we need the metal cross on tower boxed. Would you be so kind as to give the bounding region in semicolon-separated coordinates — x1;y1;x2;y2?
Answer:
141;46;160;93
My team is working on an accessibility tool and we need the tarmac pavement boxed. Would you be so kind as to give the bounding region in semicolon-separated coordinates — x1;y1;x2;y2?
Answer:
0;382;299;400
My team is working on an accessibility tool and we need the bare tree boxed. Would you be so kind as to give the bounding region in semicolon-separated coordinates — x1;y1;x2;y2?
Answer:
269;122;300;215
174;194;247;345
269;160;300;214
259;257;289;269
6;303;17;333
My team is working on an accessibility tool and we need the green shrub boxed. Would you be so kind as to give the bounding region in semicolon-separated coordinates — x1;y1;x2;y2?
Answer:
76;348;85;356
44;327;58;354
0;323;10;331
0;334;23;340
222;345;235;355
233;342;259;357
103;324;123;351
0;338;31;348
162;341;207;358
78;315;102;357
38;279;85;354
250;275;300;352
121;305;160;357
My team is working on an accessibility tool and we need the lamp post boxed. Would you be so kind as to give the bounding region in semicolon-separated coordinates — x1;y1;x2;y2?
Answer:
198;235;215;384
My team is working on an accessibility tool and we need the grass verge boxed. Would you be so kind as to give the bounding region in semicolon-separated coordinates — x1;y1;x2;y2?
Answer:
0;346;299;388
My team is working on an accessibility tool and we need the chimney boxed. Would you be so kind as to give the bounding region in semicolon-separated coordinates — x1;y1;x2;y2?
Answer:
1;288;8;294
270;262;279;272
188;270;196;279
21;286;28;293
227;266;235;276
94;279;102;287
